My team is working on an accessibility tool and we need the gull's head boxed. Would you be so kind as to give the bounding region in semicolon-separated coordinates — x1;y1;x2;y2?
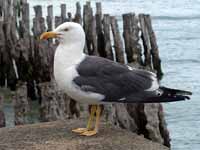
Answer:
40;22;85;45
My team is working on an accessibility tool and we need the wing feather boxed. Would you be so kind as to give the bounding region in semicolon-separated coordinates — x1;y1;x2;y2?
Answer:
74;56;159;101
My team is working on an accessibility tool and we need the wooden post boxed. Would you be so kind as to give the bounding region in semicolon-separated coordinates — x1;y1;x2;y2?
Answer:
61;4;67;23
83;2;92;54
83;2;98;55
18;2;30;38
2;0;9;22
0;0;3;19
123;13;133;63
95;2;105;57
47;5;53;31
55;16;62;28
67;12;72;22
32;5;45;37
17;1;37;101
55;16;62;45
0;9;5;86
144;15;163;78
110;16;125;64
46;5;53;44
3;0;18;90
91;16;98;55
32;5;54;83
74;2;82;24
102;14;113;60
139;14;152;69
123;13;143;65
17;1;30;61
22;2;30;36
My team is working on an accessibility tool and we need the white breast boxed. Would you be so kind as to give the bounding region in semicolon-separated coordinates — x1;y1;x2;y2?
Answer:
54;64;105;104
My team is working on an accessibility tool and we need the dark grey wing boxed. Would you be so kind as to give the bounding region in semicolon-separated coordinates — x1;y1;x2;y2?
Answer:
73;56;159;102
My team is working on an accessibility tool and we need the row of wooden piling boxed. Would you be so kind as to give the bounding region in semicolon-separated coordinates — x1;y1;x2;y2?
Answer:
0;1;163;91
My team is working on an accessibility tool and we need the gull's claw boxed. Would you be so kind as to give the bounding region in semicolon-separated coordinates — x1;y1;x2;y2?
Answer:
72;128;89;133
80;130;97;136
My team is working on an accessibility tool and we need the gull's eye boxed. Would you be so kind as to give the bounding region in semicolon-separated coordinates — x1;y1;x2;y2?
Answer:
63;28;68;32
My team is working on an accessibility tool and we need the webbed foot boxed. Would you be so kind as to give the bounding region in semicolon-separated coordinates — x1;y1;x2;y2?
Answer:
72;128;89;133
80;130;98;136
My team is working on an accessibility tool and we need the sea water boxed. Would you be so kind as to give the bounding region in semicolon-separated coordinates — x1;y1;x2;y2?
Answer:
27;0;200;149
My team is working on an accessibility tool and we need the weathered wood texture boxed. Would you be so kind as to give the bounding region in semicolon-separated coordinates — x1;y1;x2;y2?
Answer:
139;14;163;79
95;2;106;57
0;17;5;86
102;14;113;60
61;4;67;23
74;2;82;24
123;13;143;65
145;15;163;78
33;5;49;82
110;16;125;64
0;1;168;147
139;14;152;69
47;5;53;32
1;0;18;90
83;2;98;55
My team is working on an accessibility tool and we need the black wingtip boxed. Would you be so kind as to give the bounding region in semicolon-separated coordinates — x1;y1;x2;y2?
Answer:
160;87;192;102
178;90;192;96
160;87;192;96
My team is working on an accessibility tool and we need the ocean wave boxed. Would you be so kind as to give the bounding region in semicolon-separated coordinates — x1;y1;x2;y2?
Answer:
166;59;200;64
167;37;200;41
152;15;200;20
115;15;200;22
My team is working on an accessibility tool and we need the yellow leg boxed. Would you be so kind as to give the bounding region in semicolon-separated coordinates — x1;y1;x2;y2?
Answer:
72;105;96;133
86;105;96;129
81;105;101;136
94;105;101;132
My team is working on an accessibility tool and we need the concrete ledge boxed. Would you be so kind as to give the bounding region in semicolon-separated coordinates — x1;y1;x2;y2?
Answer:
0;119;169;150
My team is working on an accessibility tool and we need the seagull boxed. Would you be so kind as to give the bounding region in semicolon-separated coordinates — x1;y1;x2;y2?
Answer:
40;22;192;136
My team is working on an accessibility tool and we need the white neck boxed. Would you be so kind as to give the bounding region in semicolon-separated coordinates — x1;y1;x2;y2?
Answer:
54;41;85;71
53;22;86;83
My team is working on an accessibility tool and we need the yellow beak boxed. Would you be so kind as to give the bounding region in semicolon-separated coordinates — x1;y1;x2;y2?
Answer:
40;31;58;40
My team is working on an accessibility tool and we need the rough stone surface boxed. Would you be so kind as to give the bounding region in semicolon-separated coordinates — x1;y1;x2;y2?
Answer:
39;81;67;121
144;103;163;143
0;120;169;150
39;81;80;122
0;95;5;128
0;111;5;128
108;104;138;132
14;83;30;125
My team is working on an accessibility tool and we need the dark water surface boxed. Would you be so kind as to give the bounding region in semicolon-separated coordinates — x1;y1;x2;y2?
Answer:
25;0;200;149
